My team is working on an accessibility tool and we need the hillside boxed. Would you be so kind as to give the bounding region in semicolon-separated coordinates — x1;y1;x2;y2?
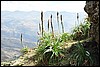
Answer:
1;11;87;62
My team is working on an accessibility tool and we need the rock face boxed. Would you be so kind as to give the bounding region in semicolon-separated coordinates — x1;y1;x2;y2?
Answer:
84;1;99;44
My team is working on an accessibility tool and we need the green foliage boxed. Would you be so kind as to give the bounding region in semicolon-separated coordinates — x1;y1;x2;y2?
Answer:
68;42;93;66
20;46;28;54
60;33;73;42
37;32;64;65
72;18;91;40
37;14;92;66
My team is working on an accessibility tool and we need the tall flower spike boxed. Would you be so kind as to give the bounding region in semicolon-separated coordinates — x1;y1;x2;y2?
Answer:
39;23;41;34
77;13;79;24
21;33;22;44
41;11;44;37
48;19;49;32
60;15;64;33
50;14;54;37
77;13;79;19
57;12;60;34
20;33;24;47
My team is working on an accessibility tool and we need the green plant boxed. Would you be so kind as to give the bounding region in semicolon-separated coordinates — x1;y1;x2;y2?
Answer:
37;32;64;65
68;42;93;66
36;32;52;63
72;17;91;40
44;37;63;64
20;46;28;54
60;33;73;42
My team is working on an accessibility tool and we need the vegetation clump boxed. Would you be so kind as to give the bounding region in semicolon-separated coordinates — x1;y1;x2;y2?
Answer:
1;12;98;66
35;12;94;66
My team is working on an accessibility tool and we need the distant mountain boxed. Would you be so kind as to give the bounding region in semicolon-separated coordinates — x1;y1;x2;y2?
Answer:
1;37;37;62
1;10;87;48
1;11;87;38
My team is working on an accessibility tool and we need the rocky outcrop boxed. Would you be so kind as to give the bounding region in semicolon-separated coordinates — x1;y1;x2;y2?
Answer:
1;48;38;66
84;1;99;44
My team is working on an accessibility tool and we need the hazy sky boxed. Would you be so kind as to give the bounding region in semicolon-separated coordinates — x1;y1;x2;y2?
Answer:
1;1;86;12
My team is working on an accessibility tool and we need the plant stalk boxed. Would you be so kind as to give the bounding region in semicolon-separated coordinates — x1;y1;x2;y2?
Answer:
41;11;44;37
57;12;60;34
60;15;64;33
50;14;54;37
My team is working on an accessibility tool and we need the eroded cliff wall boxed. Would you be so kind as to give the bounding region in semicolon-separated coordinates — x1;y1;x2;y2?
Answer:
84;1;99;44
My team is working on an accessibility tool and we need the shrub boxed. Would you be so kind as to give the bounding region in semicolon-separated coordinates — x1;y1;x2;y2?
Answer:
72;17;91;40
68;41;93;66
36;32;64;65
20;46;28;54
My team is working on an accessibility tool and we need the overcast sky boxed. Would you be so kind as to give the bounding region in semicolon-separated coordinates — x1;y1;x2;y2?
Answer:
1;1;86;12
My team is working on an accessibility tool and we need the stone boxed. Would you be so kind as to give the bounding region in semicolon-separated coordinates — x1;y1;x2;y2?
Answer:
84;1;99;44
